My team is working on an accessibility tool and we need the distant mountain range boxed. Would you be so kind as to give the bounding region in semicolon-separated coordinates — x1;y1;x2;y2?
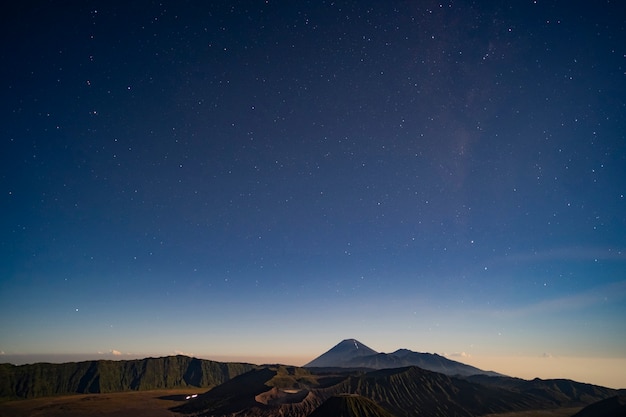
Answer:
172;339;621;416
305;338;501;377
0;355;255;399
175;363;619;417
1;339;623;417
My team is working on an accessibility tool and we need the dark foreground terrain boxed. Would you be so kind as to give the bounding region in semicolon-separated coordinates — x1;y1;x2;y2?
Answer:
0;388;204;417
0;390;585;417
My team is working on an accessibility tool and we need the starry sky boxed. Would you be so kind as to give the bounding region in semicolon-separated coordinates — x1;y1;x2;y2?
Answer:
1;1;625;388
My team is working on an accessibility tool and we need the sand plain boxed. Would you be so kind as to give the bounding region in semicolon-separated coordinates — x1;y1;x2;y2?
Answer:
0;389;206;417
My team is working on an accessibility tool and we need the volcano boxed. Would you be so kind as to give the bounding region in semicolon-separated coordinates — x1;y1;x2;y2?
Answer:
304;339;378;367
305;339;500;377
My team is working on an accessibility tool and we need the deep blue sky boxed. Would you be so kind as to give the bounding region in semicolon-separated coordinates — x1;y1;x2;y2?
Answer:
1;1;625;388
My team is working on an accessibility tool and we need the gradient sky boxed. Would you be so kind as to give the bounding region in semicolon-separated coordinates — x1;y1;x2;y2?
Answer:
1;1;625;389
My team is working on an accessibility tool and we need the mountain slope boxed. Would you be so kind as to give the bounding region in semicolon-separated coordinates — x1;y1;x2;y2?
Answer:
305;339;378;368
336;366;534;417
0;356;256;400
465;375;619;407
305;339;499;377
308;394;397;417
572;395;626;417
174;367;280;415
346;349;501;377
173;365;326;416
176;364;619;417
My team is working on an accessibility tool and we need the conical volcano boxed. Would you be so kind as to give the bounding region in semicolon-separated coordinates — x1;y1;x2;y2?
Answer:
305;339;377;367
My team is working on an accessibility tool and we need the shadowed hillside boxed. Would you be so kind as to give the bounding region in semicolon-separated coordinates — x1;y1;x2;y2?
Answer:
308;394;397;417
175;365;619;417
572;394;626;417
173;365;326;416
333;366;536;417
465;375;619;407
0;356;256;400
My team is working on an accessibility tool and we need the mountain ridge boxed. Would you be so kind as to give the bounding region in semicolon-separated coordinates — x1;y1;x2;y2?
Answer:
308;394;397;417
0;355;256;400
176;364;619;417
1;341;620;417
305;339;501;377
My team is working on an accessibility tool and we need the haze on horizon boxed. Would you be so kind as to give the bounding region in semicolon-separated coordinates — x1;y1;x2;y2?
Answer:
1;0;625;393
3;337;626;390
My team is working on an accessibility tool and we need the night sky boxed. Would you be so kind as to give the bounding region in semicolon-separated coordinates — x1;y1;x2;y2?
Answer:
1;1;625;388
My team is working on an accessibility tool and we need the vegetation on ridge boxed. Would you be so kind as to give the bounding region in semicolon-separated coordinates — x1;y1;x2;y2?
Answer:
0;355;256;400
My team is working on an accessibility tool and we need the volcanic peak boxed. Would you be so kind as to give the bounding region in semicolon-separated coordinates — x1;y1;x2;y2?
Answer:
304;339;377;368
